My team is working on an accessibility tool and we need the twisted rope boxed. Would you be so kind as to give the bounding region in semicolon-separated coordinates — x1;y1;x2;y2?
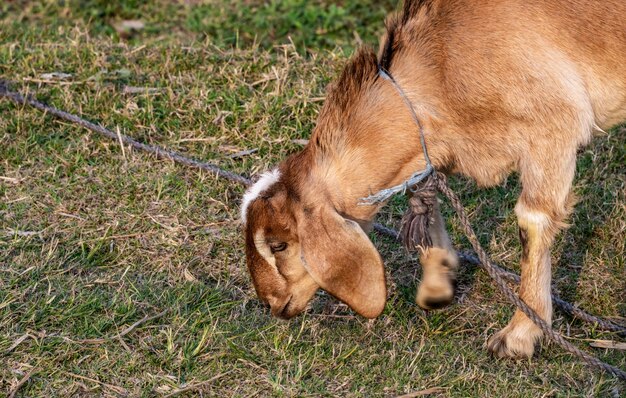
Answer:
433;172;626;380
462;252;626;335
373;223;626;335
0;80;252;186
368;65;625;380
399;176;438;250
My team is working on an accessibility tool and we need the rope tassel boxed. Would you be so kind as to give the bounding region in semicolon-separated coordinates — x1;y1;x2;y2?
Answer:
399;177;438;251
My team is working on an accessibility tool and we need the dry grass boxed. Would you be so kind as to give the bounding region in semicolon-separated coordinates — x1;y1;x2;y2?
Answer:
1;1;624;397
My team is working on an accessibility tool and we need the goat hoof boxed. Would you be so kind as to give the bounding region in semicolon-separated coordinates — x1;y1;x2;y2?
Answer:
487;323;541;359
416;288;454;310
416;248;457;310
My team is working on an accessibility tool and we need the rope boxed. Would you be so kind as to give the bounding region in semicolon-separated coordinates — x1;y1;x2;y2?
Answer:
0;80;252;187
368;66;625;380
399;176;439;250
358;68;434;205
2;80;624;379
434;172;626;380
374;223;626;335
461;252;626;335
373;225;626;335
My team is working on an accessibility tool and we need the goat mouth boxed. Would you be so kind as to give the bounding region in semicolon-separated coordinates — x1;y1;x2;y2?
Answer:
273;295;295;319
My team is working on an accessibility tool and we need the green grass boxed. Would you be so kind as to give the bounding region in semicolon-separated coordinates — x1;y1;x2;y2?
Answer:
1;1;624;396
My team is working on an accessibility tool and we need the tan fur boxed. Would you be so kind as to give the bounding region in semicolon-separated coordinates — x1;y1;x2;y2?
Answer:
416;247;458;310
243;0;626;357
412;200;459;310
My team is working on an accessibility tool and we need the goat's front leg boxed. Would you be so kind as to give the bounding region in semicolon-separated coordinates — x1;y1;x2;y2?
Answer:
487;154;575;358
416;200;459;310
487;202;557;357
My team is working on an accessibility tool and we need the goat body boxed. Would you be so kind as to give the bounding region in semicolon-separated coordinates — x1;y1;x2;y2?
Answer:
242;0;626;358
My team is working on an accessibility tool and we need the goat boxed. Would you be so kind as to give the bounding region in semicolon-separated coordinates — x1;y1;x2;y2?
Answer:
241;0;626;359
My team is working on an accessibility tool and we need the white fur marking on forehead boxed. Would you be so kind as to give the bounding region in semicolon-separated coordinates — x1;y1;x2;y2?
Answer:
241;169;281;223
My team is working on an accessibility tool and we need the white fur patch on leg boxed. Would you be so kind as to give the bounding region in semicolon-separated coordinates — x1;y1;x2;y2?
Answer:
514;202;551;231
240;169;281;223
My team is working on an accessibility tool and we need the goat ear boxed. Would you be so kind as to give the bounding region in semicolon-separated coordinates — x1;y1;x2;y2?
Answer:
298;206;386;318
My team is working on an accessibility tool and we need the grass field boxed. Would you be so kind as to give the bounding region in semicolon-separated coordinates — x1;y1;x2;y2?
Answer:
1;1;624;396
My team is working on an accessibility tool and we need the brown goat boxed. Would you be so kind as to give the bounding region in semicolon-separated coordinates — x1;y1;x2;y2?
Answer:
241;0;626;359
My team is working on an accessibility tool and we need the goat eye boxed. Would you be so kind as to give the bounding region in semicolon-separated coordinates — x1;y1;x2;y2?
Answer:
269;242;287;253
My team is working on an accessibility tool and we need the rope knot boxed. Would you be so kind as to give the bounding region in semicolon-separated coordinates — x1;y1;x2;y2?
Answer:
399;172;439;251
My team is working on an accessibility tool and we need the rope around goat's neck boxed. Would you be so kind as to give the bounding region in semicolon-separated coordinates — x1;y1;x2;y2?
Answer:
358;68;434;205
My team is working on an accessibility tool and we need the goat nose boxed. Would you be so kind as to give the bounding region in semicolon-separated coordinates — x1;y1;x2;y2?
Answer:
265;294;281;308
